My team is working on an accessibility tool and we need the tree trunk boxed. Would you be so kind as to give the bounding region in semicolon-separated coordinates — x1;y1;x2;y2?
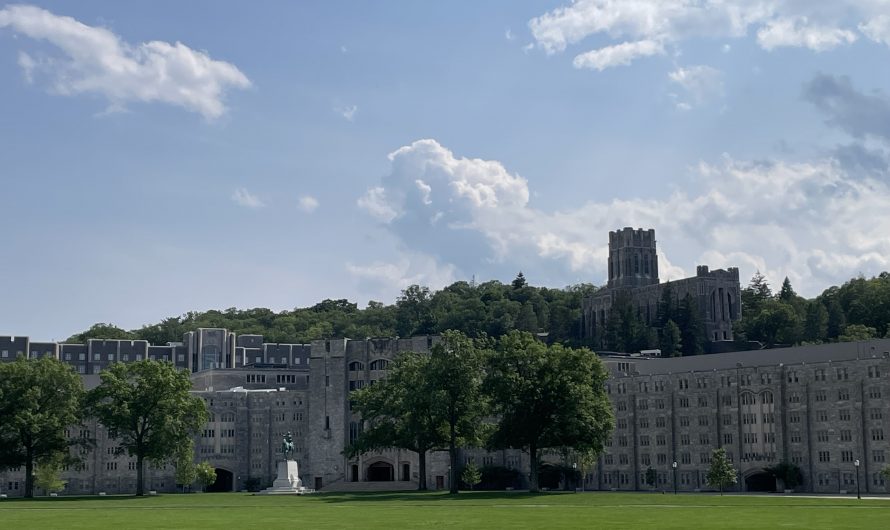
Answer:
24;447;34;499
418;450;427;491
528;444;539;493
136;455;144;496
449;428;458;494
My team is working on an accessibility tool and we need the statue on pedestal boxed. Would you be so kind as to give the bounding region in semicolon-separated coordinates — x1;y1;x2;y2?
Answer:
259;431;306;494
281;431;295;461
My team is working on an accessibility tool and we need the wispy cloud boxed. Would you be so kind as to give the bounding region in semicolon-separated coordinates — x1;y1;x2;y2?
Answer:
335;104;358;121
232;188;265;209
528;1;869;71
0;4;250;119
297;195;319;213
668;65;724;109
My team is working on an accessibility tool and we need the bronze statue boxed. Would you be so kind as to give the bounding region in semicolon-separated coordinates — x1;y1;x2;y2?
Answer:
281;431;295;460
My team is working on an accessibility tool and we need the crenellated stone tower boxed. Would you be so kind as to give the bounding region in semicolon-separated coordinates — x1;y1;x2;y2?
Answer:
607;227;659;289
583;227;742;350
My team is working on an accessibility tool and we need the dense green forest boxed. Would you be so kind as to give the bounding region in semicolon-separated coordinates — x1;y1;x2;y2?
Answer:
68;273;595;347
67;271;890;354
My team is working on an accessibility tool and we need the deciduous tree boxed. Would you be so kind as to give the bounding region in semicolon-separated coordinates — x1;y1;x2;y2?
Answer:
88;360;208;496
0;357;85;498
346;352;443;490
706;448;737;495
486;331;613;492
428;331;487;494
195;462;217;492
461;461;481;491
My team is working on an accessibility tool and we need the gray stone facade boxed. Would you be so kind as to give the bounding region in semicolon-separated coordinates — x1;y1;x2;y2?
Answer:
583;227;742;346
2;329;889;496
597;340;890;493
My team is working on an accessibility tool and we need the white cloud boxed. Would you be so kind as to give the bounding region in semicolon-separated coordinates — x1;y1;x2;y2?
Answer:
360;138;890;297
668;65;724;108
335;104;358;121
528;1;875;71
572;40;664;70
505;28;515;41
346;251;457;297
722;43;731;53
0;4;250;119
232;188;265;209
757;17;857;51
297;195;319;213
17;50;35;82
357;187;399;223
859;15;890;46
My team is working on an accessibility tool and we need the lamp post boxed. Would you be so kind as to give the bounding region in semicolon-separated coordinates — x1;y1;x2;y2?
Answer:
854;460;861;499
672;461;678;495
573;462;578;492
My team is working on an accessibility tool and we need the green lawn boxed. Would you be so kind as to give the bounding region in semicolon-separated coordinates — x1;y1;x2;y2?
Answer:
1;491;888;529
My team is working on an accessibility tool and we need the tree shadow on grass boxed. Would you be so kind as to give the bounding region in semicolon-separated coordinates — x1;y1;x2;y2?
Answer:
315;491;572;504
1;495;167;503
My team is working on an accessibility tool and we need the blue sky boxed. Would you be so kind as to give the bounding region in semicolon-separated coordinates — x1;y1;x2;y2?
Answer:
4;1;890;340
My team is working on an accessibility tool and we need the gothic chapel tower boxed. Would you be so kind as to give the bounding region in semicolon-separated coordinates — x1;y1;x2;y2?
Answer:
606;227;659;289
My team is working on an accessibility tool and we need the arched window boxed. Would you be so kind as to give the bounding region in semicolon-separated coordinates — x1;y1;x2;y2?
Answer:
644;254;650;275
370;359;389;371
741;392;757;405
634;254;640;274
760;391;774;404
348;361;364;372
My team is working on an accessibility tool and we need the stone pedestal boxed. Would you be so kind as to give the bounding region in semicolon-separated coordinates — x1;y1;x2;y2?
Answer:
258;460;307;495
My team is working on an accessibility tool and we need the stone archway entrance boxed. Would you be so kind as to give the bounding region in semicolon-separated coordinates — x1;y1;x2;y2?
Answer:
745;472;776;492
207;468;234;492
367;461;394;482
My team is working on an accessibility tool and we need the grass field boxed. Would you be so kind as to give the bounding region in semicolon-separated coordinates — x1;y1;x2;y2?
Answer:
1;491;888;529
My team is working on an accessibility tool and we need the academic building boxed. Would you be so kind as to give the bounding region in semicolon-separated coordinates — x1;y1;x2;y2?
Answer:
2;328;889;496
583;227;742;346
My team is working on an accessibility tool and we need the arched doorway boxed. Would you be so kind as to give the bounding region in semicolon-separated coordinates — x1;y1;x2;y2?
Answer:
745;472;776;492
207;468;234;492
367;461;394;482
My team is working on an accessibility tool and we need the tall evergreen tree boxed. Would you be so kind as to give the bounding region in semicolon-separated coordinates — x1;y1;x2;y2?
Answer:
676;293;704;355
826;299;847;339
660;319;682;357
778;277;797;302
803;302;828;343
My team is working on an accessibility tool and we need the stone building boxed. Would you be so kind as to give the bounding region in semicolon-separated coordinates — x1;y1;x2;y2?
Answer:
596;339;890;493
2;332;889;496
0;330;451;495
582;227;742;347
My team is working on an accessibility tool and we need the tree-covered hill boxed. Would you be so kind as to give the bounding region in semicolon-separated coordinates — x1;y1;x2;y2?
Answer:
66;274;597;347
66;270;890;353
